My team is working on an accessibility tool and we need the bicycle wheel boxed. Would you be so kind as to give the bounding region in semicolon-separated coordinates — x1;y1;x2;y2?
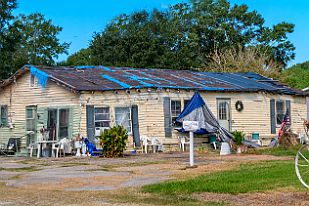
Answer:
295;144;309;188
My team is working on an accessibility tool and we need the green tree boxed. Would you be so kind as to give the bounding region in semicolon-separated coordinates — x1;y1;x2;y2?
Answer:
60;48;91;66
13;13;70;66
0;0;20;79
281;61;309;89
88;0;295;70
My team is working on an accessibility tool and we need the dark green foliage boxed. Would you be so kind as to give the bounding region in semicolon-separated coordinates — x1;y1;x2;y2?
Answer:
98;125;128;157
0;0;20;79
59;48;91;66
0;3;69;79
87;0;295;70
13;13;70;66
281;61;309;89
231;130;245;146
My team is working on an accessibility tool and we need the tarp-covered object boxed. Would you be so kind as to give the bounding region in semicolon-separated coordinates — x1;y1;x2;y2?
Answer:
176;91;232;142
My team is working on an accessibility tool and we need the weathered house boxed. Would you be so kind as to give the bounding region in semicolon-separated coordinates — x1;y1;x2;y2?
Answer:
0;65;307;155
303;87;309;120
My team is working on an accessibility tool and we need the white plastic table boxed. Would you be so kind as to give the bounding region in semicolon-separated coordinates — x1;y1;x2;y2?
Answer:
37;140;57;158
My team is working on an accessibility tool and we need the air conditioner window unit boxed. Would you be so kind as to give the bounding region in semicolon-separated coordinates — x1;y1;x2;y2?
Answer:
95;127;109;136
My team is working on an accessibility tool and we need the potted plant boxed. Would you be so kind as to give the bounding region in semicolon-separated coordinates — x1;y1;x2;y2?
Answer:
232;130;245;154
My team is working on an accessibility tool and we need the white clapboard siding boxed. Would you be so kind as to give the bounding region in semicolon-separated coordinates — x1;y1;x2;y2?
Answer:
80;90;307;144
0;72;80;148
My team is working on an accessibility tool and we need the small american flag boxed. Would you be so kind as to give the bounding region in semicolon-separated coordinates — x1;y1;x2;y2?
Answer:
278;109;291;138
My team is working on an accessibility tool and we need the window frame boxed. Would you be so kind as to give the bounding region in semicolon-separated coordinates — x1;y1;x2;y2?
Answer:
115;106;132;134
275;100;286;126
26;106;36;132
58;108;70;139
170;100;182;127
30;74;36;88
0;105;8;127
218;101;228;120
94;107;111;135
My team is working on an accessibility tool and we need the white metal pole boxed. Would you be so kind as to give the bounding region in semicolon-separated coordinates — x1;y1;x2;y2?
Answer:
189;131;194;166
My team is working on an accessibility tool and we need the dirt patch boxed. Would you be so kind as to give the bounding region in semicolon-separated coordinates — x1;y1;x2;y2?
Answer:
196;191;309;206
0;153;300;205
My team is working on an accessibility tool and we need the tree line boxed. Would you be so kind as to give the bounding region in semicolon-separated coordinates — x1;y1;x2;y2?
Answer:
63;0;295;75
0;0;69;79
0;0;307;89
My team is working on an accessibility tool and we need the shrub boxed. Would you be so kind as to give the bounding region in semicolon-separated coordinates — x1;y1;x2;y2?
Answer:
232;130;245;146
99;125;128;157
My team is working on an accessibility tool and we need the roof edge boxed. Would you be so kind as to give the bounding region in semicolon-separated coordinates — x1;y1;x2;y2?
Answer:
0;65;78;93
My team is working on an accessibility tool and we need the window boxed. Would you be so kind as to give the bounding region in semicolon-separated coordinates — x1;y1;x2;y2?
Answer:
95;107;110;128
30;74;35;87
0;105;8;126
171;100;182;127
26;107;36;131
276;101;286;125
48;109;57;140
115;107;131;133
184;100;191;108
59;109;69;139
218;102;227;120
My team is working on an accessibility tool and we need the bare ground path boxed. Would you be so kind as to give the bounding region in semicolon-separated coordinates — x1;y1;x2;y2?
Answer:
0;152;304;205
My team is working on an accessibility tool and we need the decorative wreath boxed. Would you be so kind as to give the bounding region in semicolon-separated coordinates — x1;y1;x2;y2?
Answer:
235;100;244;112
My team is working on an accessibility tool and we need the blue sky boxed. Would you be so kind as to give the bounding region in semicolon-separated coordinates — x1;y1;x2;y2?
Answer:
15;0;309;66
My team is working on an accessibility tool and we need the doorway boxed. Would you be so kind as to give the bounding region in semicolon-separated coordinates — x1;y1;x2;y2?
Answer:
217;99;231;131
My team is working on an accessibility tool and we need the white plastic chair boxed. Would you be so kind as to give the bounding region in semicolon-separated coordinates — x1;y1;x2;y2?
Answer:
151;137;161;153
52;138;66;158
140;135;150;154
28;143;37;157
179;136;190;152
298;133;309;144
74;140;82;157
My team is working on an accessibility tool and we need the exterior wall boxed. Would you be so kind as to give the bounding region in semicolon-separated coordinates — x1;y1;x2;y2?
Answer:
0;72;306;150
307;97;309;120
80;90;171;144
0;72;80;148
80;89;307;144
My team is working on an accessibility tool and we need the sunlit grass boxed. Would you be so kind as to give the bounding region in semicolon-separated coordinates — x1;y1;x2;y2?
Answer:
142;161;303;195
244;145;300;157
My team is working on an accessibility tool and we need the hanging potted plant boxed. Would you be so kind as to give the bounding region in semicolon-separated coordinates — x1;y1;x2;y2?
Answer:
232;130;245;154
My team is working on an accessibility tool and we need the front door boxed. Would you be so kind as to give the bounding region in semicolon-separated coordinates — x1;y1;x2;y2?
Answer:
217;99;231;131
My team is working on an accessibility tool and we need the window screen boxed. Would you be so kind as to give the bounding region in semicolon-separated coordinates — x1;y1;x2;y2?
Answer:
115;107;131;133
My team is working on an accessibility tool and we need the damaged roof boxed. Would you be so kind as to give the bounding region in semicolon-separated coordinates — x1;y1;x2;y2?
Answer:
1;65;306;96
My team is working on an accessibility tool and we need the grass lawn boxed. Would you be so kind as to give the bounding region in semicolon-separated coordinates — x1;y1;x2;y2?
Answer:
142;161;303;195
244;145;300;157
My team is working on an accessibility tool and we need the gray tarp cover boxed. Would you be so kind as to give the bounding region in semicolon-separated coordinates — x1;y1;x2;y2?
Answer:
176;92;232;142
